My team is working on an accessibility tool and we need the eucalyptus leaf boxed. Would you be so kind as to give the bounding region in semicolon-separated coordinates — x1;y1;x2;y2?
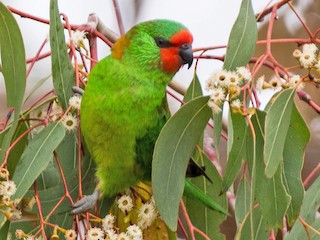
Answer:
183;73;203;102
213;111;223;160
28;137;96;216
235;208;269;240
7;121;29;175
285;176;320;240
223;0;257;70
248;110;290;228
235;176;250;225
222;110;247;192
0;2;26;165
12;123;65;201
264;89;295;178
153;96;211;231
0;2;26;112
50;0;75;110
283;104;310;226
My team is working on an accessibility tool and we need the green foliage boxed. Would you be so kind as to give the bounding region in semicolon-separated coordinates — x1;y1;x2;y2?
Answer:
0;2;26;165
49;0;75;110
264;89;296;178
213;0;257;161
285;176;320;240
0;0;317;239
12;123;65;201
183;73;203;102
153;96;212;231
223;0;257;71
283;103;310;225
235;176;250;225
222;110;247;192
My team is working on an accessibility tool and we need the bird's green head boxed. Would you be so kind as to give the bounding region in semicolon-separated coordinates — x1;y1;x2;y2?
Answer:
111;19;193;75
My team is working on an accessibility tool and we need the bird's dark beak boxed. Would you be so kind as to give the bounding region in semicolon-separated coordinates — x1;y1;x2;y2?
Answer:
179;44;193;69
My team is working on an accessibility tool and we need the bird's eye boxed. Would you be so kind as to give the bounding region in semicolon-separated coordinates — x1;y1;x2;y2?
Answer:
154;37;172;48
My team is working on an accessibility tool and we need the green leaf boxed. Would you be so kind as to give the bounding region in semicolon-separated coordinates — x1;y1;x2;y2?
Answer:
284;176;320;240
0;221;9;240
12;123;65;201
235;208;269;240
248;110;290;228
153;96;212;231
185;153;227;239
258;165;291;228
0;3;26;111
235;176;250;225
264;89;295;178
36;160;60;190
28;134;96;216
0;2;26;164
7;121;29;175
9;220;39;237
50;0;75;110
212;111;223;160
283;104;310;226
223;0;257;70
222;110;247;192
183;73;203;102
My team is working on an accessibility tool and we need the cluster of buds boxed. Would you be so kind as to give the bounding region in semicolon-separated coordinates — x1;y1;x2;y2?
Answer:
206;66;251;114
256;74;304;92
0;168;22;221
16;227;76;240
293;43;320;85
293;43;319;69
85;186;159;240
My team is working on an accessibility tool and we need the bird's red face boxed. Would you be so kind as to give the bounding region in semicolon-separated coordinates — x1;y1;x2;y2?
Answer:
158;29;194;74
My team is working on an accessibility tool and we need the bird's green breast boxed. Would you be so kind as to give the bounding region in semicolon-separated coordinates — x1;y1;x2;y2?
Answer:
81;56;172;196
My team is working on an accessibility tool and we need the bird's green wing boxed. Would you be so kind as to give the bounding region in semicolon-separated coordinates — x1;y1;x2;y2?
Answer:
135;97;169;180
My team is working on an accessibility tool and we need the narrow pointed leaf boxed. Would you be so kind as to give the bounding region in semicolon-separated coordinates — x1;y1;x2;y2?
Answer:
0;2;26;163
222;110;247;192
7;121;29;175
27;134;96;216
12;123;65;200
223;0;257;70
283;104;310;226
264;89;295;178
258;165;291;228
235;208;269;240
235;176;250;224
248;110;291;228
285;176;320;240
153;96;211;231
50;0;75;110
184;180;227;215
213;111;223;160
0;3;26;111
183;73;203;102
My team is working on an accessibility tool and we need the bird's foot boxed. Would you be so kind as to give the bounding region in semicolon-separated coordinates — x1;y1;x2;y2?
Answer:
70;190;99;215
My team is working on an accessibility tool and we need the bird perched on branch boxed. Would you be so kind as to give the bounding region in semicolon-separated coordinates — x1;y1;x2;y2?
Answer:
71;19;225;216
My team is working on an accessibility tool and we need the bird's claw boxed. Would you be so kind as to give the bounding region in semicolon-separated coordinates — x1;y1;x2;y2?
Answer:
70;191;99;215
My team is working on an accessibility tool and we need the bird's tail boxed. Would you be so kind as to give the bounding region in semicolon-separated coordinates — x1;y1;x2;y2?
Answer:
183;179;228;215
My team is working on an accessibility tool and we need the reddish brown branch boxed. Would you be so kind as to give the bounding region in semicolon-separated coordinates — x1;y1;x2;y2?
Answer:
255;0;290;22
297;90;320;114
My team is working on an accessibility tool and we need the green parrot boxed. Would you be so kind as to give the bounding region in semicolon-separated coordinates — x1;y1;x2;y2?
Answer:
71;19;226;216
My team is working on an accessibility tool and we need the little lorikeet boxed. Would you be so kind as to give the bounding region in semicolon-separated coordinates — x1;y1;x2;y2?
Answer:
71;19;227;217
